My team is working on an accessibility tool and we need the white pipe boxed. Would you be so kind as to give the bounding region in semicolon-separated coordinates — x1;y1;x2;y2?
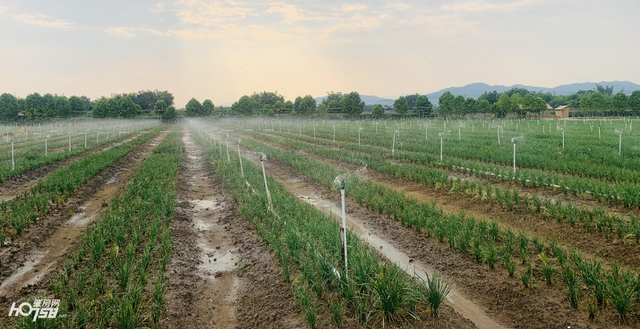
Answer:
226;134;230;162
237;140;244;177
11;140;14;170
340;182;348;278
261;156;272;208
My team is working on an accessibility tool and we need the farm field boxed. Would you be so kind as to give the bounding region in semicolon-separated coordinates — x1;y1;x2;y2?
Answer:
2;117;640;329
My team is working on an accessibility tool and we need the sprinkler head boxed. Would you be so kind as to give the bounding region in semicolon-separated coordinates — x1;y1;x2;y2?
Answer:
341;181;345;190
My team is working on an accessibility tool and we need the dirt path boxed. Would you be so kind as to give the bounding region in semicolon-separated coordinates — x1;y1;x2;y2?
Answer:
230;136;640;329
0;129;153;203
0;129;170;305
240;131;640;270
161;131;306;329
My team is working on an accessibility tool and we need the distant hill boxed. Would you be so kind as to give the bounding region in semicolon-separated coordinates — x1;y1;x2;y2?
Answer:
312;81;640;106
424;81;640;105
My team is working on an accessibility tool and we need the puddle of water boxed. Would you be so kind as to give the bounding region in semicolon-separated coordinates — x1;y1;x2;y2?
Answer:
191;199;224;211
199;248;237;275
67;202;93;227
0;251;48;295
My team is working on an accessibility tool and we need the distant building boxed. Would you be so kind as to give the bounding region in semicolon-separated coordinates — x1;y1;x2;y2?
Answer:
554;105;573;118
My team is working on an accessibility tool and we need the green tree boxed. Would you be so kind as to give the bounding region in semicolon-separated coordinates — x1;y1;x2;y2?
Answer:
92;98;110;118
494;93;512;118
185;98;204;117
453;95;465;116
284;100;293;109
438;91;455;117
54;95;71;118
511;93;525;117
294;96;303;110
0;93;19;121
69;96;87;114
629;90;640;110
464;97;477;115
298;95;317;115
202;99;215;115
322;92;344;107
273;101;284;113
478;99;491;114
250;91;284;107
580;92;608;113
611;91;628;111
393;96;409;116
595;84;614;97
162;105;177;123
372;104;384;118
231;95;258;116
340;92;365;117
25;93;44;118
415;95;432;116
42;93;56;118
154;100;168;116
405;94;419;108
119;96;140;118
478;91;500;104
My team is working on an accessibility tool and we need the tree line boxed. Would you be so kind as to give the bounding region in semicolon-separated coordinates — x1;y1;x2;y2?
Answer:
0;90;174;121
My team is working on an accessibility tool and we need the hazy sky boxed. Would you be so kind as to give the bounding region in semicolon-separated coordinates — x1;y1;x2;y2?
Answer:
1;0;638;107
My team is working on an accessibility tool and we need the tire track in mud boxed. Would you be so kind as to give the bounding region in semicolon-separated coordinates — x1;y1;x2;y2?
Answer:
239;131;640;271
0;129;155;203
0;129;171;305
161;131;305;329
229;134;639;329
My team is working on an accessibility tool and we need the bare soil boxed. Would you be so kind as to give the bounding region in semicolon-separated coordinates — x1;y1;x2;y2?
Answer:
161;131;306;329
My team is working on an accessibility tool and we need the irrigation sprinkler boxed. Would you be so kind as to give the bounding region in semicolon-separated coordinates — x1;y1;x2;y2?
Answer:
68;132;72;151
340;180;348;276
237;139;244;177
511;136;524;173
497;125;501;145
313;125;317;139
392;130;398;157
333;124;336;143
458;127;461;140
261;155;272;209
218;133;222;155
299;125;301;137
562;129;565;149
599;126;601;139
358;127;363;146
85;130;88;148
45;134;50;155
425;123;428;140
439;132;445;162
96;129;100;144
615;129;622;155
11;139;14;170
225;133;230;162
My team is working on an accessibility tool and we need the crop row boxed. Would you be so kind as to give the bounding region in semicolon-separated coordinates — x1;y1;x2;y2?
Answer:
228;129;640;320
0;125;167;245
259;118;640;185
18;128;181;328
0;123;160;184
239;129;640;246
192;127;452;327
252;126;640;210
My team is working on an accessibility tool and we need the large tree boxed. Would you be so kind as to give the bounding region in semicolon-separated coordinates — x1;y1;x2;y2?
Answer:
298;95;317;115
340;92;365;117
154;100;168;116
119;96;140;118
629;90;640;110
54;95;72;118
493;93;512;118
202;99;215;115
69;96;87;114
372;104;384;118
250;91;284;107
185;98;204;117
438;91;455;117
0;93;19;121
393;96;409;116
415;95;432;116
231;95;258;116
611;91;628;111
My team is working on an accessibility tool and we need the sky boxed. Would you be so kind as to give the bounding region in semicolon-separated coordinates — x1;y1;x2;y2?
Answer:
0;0;639;107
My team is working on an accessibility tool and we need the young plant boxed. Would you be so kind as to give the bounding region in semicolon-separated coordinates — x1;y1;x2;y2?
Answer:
417;271;451;318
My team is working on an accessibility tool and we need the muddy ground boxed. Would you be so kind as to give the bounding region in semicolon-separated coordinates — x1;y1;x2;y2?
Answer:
162;131;307;329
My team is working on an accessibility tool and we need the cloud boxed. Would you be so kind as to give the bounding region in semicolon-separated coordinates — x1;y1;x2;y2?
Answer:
442;0;544;12
177;0;254;25
102;27;168;38
0;6;7;14
342;4;366;12
323;14;380;34
265;3;307;24
9;13;72;28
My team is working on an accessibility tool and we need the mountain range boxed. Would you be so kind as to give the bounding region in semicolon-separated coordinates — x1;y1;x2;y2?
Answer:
314;81;640;106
